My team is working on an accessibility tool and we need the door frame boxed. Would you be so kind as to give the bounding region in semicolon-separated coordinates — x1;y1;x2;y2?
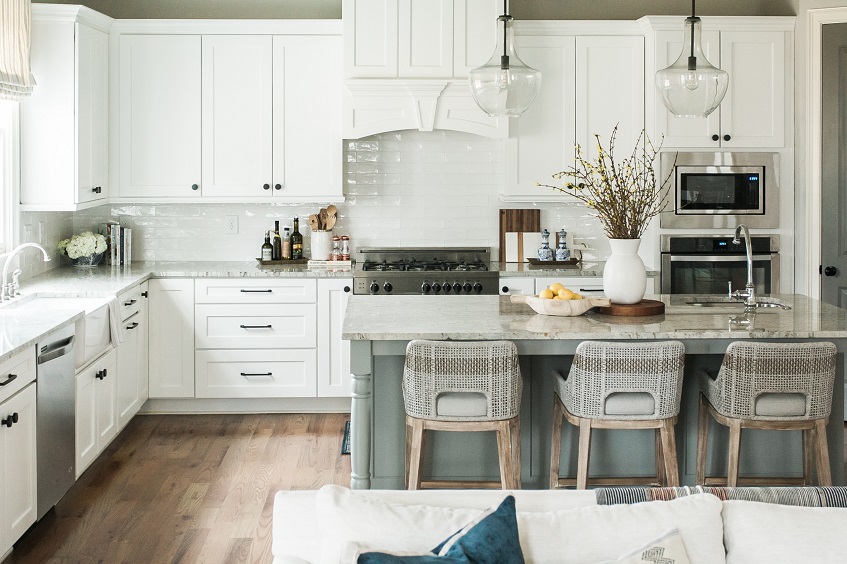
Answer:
806;7;847;299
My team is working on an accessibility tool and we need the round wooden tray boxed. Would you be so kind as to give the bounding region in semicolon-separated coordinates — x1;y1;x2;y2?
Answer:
592;299;666;317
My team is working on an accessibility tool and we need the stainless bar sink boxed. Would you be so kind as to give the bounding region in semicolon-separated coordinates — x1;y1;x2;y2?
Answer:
684;298;791;310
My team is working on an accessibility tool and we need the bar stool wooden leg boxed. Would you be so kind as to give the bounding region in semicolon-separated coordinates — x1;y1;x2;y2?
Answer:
405;418;412;489
576;417;592;490
696;393;709;485
509;415;522;489
813;418;832;486
496;420;514;489
660;418;680;487
550;397;564;489
655;429;666;486
727;418;742;488
803;428;813;486
407;417;426;490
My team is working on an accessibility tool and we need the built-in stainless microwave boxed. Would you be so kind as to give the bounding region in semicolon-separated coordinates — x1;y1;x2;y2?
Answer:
660;152;779;229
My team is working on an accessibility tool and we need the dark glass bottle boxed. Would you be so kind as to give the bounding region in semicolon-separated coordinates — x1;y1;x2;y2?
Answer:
261;231;273;262
272;220;282;260
291;216;303;260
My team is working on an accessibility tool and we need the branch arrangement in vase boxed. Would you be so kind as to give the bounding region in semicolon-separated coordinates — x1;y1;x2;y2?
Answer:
537;125;674;240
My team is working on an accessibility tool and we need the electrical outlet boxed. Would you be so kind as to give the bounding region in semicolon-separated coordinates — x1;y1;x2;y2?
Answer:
37;222;44;244
23;224;32;242
224;215;239;234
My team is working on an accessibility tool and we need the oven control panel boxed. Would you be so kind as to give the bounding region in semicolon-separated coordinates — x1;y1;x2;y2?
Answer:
353;277;496;295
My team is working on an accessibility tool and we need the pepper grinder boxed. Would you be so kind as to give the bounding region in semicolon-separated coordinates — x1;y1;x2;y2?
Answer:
341;236;350;261
331;236;341;261
555;229;570;261
537;229;553;261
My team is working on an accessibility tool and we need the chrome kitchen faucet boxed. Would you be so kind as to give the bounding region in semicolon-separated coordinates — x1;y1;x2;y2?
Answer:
728;224;756;310
1;243;50;301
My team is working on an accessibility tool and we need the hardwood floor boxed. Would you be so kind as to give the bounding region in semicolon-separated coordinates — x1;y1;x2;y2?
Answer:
6;413;351;564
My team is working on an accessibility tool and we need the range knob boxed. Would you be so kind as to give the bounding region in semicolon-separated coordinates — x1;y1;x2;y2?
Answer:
443;282;452;293
421;282;431;293
432;282;441;294
473;282;483;294
453;282;462;293
463;282;472;294
383;282;393;293
369;282;380;294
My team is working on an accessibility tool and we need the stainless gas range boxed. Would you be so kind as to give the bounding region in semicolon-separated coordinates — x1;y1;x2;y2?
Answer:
353;247;498;295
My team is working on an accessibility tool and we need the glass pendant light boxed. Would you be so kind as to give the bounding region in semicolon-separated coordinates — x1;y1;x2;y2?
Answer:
468;0;541;117
655;0;728;118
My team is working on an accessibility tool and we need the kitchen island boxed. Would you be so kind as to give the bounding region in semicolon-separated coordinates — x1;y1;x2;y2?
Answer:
342;294;847;489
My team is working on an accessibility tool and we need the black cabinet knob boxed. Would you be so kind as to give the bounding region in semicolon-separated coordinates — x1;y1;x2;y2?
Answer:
712;134;720;141
723;134;731;141
1;412;18;427
501;286;509;293
263;183;271;190
274;184;282;191
343;286;351;293
141;291;148;298
825;266;838;277
191;184;199;191
95;370;105;380
92;186;102;194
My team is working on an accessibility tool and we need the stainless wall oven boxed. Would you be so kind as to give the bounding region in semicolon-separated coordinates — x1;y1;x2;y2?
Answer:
660;152;779;229
661;235;779;295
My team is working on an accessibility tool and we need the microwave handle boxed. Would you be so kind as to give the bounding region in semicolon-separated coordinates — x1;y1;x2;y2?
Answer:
669;255;775;262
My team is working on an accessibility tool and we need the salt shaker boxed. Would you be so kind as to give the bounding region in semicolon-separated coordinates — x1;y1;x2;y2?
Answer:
537;229;553;261
341;236;350;261
331;236;341;261
555;229;570;261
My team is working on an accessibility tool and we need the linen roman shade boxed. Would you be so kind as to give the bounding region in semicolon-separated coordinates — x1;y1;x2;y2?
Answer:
0;0;36;100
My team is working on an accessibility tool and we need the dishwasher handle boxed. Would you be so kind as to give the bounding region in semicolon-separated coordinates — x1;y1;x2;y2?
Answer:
37;335;75;365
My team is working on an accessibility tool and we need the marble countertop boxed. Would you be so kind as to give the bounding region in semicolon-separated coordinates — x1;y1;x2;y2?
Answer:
342;294;847;341
0;297;85;363
493;261;659;277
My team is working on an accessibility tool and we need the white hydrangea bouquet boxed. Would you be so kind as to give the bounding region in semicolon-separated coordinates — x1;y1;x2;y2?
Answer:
58;231;108;266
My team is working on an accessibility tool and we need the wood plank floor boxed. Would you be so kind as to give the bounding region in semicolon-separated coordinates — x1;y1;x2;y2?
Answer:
6;413;351;564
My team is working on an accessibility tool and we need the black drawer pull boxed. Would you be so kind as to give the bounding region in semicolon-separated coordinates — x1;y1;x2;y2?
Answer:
95;370;105;380
240;289;273;293
1;412;18;427
126;322;139;330
343;286;351;293
578;288;604;292
0;374;17;386
141;291;148;298
123;299;137;306
240;372;273;377
239;324;272;329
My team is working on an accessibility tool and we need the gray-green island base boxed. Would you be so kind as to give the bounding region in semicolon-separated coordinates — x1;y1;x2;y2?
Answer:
342;294;847;489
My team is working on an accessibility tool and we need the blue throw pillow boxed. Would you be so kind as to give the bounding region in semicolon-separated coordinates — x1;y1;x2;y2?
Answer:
356;495;524;564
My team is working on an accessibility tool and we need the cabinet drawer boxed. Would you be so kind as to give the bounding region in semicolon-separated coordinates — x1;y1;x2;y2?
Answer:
195;304;316;349
195;349;316;398
0;348;36;405
535;277;605;295
499;277;536;296
117;285;143;320
195;278;316;304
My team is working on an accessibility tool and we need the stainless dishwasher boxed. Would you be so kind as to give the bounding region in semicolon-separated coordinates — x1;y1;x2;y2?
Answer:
36;322;76;520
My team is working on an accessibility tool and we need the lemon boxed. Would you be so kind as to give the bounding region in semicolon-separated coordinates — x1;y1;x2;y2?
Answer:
553;295;564;300
572;293;583;300
558;288;575;300
539;289;555;299
548;282;564;293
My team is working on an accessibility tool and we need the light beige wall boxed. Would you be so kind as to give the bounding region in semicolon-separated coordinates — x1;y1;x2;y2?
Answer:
32;0;795;20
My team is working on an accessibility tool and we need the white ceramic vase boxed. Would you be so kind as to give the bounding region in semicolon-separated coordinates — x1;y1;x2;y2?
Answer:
603;238;646;304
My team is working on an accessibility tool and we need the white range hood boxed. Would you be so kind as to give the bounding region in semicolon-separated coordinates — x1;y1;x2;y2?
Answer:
342;79;509;139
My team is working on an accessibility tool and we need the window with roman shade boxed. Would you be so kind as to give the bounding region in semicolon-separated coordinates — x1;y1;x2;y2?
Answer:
0;0;36;100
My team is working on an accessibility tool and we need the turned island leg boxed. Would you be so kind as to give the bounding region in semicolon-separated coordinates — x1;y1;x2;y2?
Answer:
350;340;374;490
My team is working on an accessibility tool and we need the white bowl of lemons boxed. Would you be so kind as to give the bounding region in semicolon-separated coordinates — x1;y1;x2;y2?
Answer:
510;282;610;317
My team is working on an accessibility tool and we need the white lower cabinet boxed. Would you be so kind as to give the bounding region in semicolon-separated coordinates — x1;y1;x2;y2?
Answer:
148;279;195;398
0;382;37;558
498;278;537;296
194;303;317;350
75;348;117;478
534;276;656;296
116;281;149;429
195;349;317;398
317;279;353;398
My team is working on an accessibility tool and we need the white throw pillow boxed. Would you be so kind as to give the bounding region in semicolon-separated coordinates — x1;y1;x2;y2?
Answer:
517;493;725;564
596;529;691;564
723;500;847;564
316;485;482;564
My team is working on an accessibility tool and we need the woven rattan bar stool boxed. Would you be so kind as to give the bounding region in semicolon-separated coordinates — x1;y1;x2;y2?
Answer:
696;341;837;487
402;340;522;490
550;340;686;490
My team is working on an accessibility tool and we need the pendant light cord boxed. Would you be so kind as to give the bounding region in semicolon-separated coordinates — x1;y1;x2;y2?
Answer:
688;0;697;71
501;0;509;70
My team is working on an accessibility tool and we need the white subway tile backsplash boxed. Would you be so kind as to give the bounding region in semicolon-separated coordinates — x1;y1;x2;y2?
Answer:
70;130;610;263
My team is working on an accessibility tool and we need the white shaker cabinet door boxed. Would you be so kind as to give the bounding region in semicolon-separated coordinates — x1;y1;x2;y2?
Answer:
398;0;452;77
576;36;645;163
76;23;109;205
343;0;399;77
453;0;499;78
116;312;141;430
505;35;577;200
148;279;195;398
1;384;37;551
119;35;202;198
272;35;343;200
317;279;353;398
201;35;273;198
719;31;785;148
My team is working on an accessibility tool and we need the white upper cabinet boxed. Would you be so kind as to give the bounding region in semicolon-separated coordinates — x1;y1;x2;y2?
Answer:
343;0;495;78
504;28;644;201
119;35;202;198
20;6;112;211
649;17;791;149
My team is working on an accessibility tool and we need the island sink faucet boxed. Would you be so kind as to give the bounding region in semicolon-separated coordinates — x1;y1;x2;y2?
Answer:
728;224;756;310
1;243;50;302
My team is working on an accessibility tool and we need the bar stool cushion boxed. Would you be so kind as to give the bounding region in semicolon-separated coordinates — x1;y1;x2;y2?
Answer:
435;392;489;418
754;392;807;417
603;392;656;416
